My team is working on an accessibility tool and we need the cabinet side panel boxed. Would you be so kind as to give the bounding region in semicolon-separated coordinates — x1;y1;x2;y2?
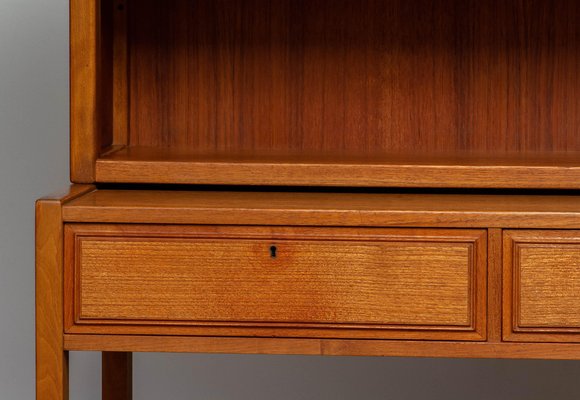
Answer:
71;0;114;182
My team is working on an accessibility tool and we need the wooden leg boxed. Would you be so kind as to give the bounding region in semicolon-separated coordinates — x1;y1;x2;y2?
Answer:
36;348;69;400
36;187;95;400
102;352;133;400
36;199;69;400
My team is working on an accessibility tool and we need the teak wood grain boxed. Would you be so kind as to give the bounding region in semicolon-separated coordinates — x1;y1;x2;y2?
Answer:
71;0;580;188
504;230;580;343
63;189;580;229
64;335;580;361
36;185;95;400
64;225;487;341
112;0;129;146
95;148;580;188
487;229;502;343
38;0;580;392
70;0;112;183
127;0;580;154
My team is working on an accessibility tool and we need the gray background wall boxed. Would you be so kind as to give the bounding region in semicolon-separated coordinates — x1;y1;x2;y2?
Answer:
2;1;580;398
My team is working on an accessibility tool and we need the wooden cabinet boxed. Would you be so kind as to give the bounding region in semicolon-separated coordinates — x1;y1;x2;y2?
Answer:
37;0;580;399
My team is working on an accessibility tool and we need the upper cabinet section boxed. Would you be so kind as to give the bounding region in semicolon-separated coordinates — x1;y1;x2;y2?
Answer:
71;0;580;187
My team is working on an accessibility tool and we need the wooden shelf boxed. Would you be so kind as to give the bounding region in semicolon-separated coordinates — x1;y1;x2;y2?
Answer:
96;147;580;189
63;188;580;229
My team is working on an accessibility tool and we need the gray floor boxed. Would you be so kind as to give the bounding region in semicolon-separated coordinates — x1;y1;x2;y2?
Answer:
72;352;580;399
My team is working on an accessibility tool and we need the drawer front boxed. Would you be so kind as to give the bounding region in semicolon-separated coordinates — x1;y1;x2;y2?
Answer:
65;225;486;340
504;230;580;342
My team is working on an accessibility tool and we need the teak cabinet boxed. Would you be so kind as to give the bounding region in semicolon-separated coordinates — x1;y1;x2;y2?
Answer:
36;0;580;399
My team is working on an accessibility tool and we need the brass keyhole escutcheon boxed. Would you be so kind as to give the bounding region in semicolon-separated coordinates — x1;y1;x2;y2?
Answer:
270;245;277;259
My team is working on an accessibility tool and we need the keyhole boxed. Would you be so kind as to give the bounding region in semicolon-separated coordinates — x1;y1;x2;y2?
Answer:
270;245;277;259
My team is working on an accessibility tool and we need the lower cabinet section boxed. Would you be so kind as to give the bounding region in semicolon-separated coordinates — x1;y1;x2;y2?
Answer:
504;230;580;342
40;189;580;366
64;225;487;341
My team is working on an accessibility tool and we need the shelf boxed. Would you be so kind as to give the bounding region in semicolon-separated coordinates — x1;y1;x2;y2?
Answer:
96;147;580;189
64;188;580;229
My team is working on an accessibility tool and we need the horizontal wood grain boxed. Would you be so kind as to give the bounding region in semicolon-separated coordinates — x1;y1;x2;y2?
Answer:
65;225;486;341
63;189;580;229
65;335;322;355
322;340;580;360
78;241;472;325
40;184;97;203
96;147;580;188
64;335;580;360
504;230;580;343
519;247;580;328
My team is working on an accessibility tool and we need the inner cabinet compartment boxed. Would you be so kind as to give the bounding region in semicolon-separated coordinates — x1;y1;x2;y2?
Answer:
64;225;487;340
504;230;580;343
73;0;580;186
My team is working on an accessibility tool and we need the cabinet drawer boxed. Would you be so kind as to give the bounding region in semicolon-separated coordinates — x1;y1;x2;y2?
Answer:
65;225;487;340
504;230;580;342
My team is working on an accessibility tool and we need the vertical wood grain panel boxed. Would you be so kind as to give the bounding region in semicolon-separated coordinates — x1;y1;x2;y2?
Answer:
127;0;579;154
71;0;114;182
70;0;100;182
487;228;502;342
505;1;580;151
99;0;114;151
112;0;129;146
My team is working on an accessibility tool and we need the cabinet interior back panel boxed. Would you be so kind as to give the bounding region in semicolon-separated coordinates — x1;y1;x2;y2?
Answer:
127;0;580;154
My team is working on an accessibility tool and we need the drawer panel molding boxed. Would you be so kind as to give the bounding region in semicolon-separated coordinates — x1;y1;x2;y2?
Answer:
504;230;580;342
65;225;487;341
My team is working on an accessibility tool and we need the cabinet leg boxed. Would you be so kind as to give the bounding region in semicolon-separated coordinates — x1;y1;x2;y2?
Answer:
36;199;70;399
103;352;133;400
36;349;69;400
